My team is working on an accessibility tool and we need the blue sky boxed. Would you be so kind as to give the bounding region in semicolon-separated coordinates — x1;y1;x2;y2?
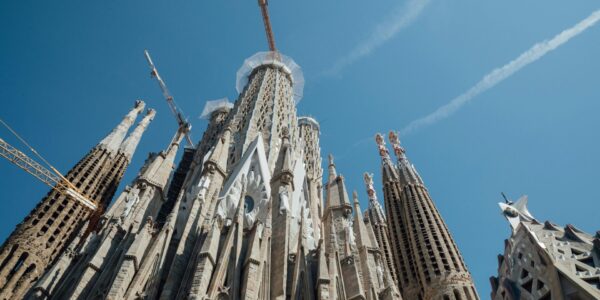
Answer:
1;0;599;297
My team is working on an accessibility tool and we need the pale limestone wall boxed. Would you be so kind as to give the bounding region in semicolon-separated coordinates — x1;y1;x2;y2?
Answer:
491;212;600;300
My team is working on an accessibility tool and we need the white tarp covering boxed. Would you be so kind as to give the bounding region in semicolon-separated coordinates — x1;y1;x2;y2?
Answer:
236;51;305;104
199;98;234;119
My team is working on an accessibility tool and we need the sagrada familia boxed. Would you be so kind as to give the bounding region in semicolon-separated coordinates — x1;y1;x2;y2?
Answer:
0;48;480;299
1;5;599;300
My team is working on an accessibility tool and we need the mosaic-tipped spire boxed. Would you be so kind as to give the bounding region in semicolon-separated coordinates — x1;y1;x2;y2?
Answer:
120;109;156;160
99;100;145;153
380;130;479;299
387;131;406;161
388;131;423;186
375;133;399;181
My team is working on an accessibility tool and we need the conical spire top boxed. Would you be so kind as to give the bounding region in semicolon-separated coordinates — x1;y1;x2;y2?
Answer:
327;154;337;182
205;126;232;175
385;130;424;186
375;133;399;182
352;190;375;249
120;109;156;160
137;126;185;188
99;100;145;153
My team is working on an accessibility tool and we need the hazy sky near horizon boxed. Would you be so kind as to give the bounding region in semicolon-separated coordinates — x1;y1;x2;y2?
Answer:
1;1;599;296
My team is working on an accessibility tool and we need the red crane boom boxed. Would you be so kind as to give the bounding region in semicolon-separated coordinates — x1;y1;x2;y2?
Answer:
258;0;277;52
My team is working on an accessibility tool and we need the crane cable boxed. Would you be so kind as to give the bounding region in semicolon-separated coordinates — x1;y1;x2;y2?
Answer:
0;117;70;183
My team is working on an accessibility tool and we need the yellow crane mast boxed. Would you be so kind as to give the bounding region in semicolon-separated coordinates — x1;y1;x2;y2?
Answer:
0;121;97;211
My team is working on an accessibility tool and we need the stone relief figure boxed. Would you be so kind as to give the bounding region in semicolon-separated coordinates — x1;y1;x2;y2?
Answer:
376;264;385;287
345;222;356;249
122;192;140;219
187;176;211;205
279;185;290;214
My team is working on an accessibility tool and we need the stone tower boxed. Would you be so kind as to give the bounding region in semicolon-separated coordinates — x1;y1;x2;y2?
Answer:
364;172;398;285
491;196;600;300
29;127;185;299
298;116;323;241
25;52;402;299
0;101;152;299
376;131;479;300
321;155;401;300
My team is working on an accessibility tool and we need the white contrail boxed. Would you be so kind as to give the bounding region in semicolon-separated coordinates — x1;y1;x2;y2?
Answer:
401;9;600;135
324;0;430;76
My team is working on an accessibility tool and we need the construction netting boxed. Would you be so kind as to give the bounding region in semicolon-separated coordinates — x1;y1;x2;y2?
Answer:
235;51;304;104
199;98;234;119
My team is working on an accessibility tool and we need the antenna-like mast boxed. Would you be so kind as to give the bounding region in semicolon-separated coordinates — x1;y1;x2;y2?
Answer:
143;50;194;147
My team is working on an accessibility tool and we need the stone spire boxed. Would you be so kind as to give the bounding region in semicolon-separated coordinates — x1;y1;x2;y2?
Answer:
324;154;351;211
315;226;331;299
321;152;367;299
29;126;186;300
206;127;232;175
327;153;337;182
364;172;398;284
364;172;387;225
137;126;185;188
378;131;479;299
352;191;374;249
298;116;323;241
0;102;147;299
388;131;423;186
352;191;402;300
375;133;400;182
99;99;145;153
120;108;156;160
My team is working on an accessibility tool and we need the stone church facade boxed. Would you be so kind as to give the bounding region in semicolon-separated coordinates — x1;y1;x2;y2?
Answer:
0;47;483;298
19;52;406;300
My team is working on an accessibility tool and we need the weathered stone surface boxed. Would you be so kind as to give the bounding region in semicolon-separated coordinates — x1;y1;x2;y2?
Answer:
0;101;149;299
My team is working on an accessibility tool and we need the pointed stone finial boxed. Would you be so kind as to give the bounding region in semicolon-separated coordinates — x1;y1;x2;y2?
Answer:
363;172;387;225
363;172;377;200
327;154;337;181
205;127;232;176
388;131;406;159
352;190;360;205
375;133;391;158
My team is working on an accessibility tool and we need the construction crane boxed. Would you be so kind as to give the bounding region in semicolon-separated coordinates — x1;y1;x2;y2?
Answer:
143;50;194;147
0;128;97;211
258;0;277;52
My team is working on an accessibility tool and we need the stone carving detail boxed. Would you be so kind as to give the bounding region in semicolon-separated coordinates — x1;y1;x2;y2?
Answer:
279;186;290;214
